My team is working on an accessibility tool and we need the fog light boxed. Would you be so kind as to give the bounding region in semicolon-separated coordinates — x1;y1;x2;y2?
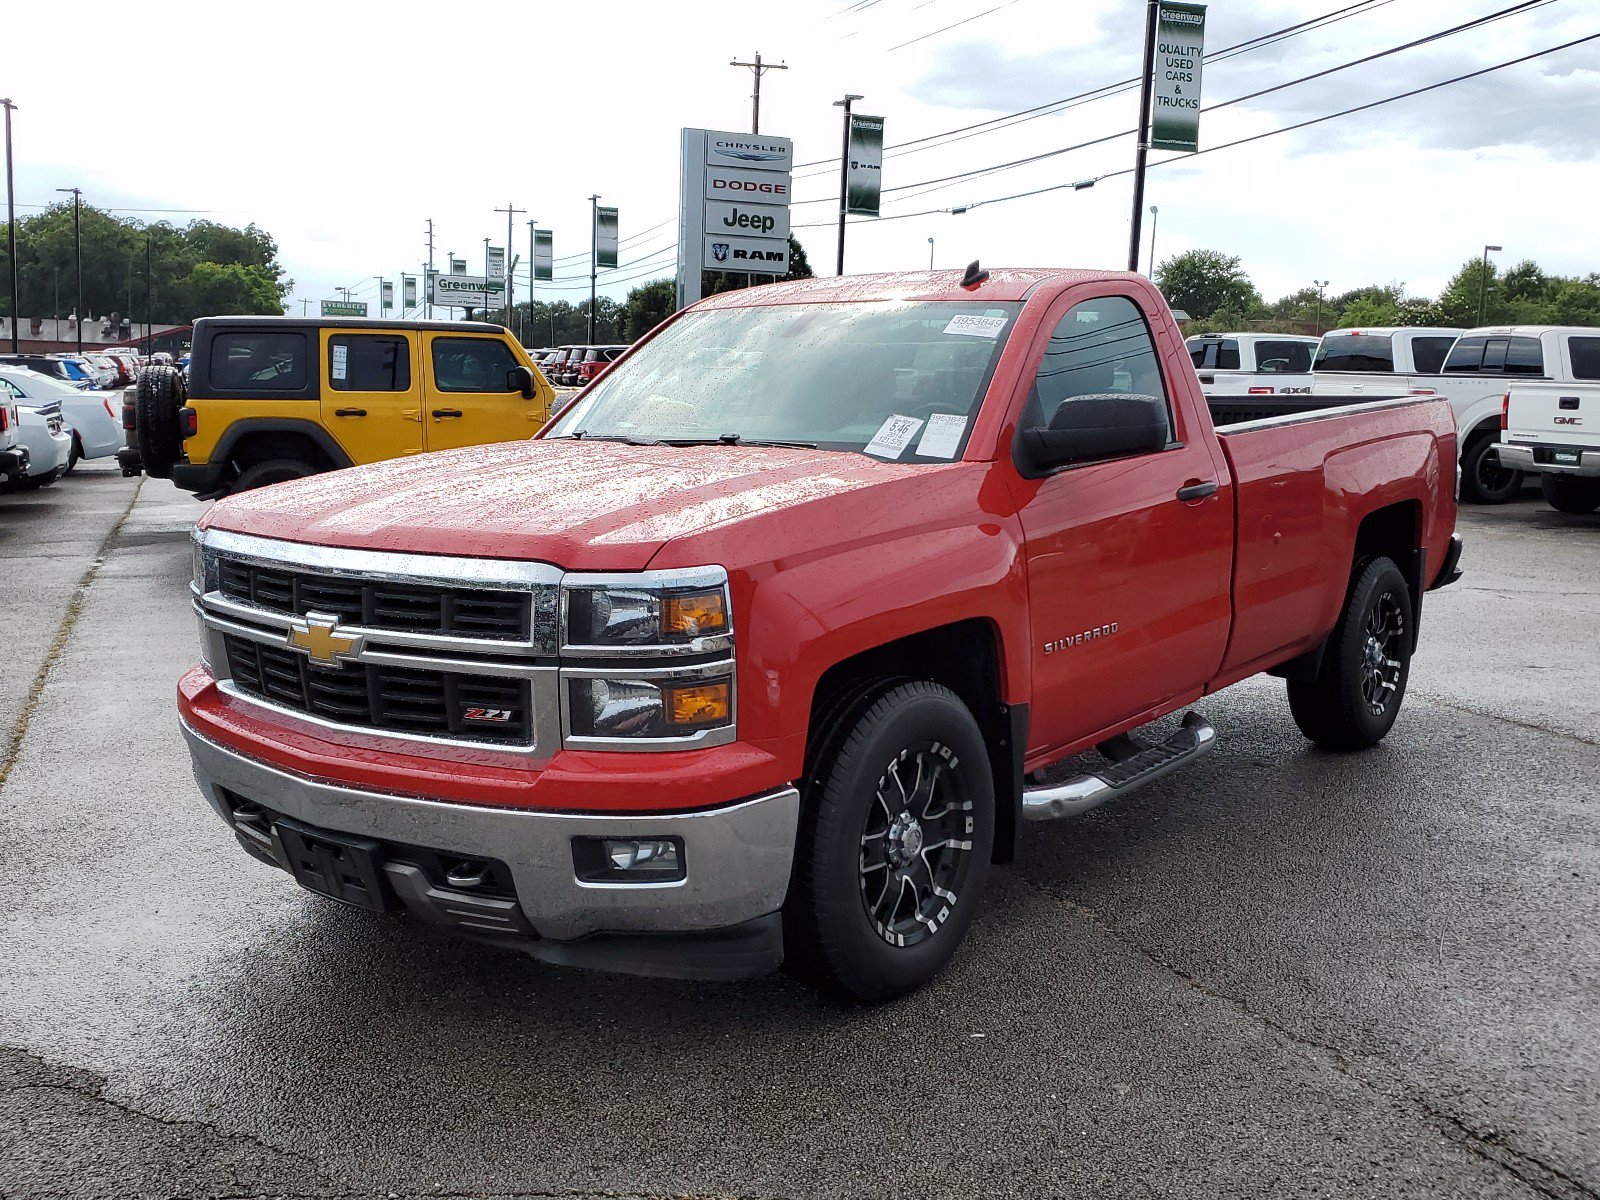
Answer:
573;835;685;883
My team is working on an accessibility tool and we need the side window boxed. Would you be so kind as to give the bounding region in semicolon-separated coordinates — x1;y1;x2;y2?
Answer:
210;332;308;391
1570;337;1600;381
329;335;411;391
1443;336;1486;373
1256;340;1312;373
433;338;517;393
1481;338;1509;373
1411;337;1454;375
1217;340;1241;371
1504;336;1544;376
1028;295;1173;445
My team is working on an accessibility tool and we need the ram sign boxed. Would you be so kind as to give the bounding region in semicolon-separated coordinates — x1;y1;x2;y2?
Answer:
678;127;793;309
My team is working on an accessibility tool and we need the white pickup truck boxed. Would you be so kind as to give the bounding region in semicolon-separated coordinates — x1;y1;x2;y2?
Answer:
1187;333;1319;396
1494;327;1600;514
1304;326;1550;504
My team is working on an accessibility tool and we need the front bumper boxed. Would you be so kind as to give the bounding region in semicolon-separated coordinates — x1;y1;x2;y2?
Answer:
1495;442;1600;478
181;722;800;979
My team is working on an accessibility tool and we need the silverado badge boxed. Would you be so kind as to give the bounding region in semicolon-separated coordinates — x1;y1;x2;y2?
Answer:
286;612;363;670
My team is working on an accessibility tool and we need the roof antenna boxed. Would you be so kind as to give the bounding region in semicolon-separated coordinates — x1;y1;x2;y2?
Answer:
960;260;989;290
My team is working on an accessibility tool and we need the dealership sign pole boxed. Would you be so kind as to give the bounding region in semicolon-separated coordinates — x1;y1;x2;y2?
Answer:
677;128;794;311
1128;1;1204;272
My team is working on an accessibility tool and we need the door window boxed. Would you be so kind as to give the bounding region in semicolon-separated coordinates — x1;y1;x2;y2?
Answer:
1504;336;1544;376
329;334;411;391
1255;340;1312;373
432;338;518;392
1025;294;1173;446
210;332;308;391
1570;337;1600;381
1443;336;1486;373
1411;336;1454;374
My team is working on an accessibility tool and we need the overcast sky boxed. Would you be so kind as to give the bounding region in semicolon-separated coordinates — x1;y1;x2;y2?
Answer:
4;0;1596;317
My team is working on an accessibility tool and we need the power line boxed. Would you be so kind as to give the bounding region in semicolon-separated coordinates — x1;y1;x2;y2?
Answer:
886;0;1024;53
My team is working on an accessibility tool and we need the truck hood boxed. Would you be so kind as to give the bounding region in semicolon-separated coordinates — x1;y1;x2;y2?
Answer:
198;438;941;570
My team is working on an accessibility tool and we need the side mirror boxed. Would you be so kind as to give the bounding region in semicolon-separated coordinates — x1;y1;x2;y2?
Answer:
1020;392;1167;474
509;364;537;399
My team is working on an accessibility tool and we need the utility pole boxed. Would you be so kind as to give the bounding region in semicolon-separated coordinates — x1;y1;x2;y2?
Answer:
482;237;491;317
424;219;435;319
145;232;152;356
1146;205;1159;276
730;52;788;135
1127;0;1158;272
373;276;388;318
495;203;525;330
1478;244;1502;325
301;298;312;316
56;186;83;353
588;194;600;344
527;220;537;347
3;98;18;352
834;94;863;277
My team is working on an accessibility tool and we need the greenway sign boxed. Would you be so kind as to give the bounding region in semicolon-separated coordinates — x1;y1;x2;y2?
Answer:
846;114;884;217
678;126;793;310
430;274;506;309
1152;2;1206;152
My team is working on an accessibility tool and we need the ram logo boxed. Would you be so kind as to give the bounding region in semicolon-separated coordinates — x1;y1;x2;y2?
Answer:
711;242;730;262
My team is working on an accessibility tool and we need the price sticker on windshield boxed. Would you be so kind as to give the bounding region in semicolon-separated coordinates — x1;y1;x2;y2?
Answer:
943;314;1008;338
864;414;924;459
916;413;968;459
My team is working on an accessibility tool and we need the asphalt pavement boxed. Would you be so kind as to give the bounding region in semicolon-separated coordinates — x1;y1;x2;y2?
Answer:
1;467;1596;1200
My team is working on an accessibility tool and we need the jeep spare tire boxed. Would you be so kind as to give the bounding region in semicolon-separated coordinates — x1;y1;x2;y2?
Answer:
135;365;185;480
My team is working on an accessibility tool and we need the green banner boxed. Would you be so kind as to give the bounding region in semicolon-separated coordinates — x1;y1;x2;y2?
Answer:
846;114;884;217
1151;2;1206;153
534;229;553;281
321;300;368;317
596;207;619;269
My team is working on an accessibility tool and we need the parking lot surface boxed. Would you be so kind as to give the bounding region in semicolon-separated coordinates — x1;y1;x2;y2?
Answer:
2;470;1596;1199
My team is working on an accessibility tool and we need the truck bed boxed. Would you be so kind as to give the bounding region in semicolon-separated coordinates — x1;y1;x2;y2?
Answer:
1207;395;1458;684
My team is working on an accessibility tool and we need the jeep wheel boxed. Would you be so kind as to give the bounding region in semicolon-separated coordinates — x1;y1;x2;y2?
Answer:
1287;556;1414;751
1540;474;1600;514
135;366;185;480
228;458;317;496
787;680;994;1002
1459;431;1521;505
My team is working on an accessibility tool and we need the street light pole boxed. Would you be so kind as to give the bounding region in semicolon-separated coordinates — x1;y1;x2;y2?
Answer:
56;186;83;353
834;93;863;277
3;98;18;352
494;203;525;328
1126;0;1159;272
588;194;600;344
928;237;935;270
424;219;435;320
1478;244;1502;325
1313;279;1329;335
145;232;152;355
1146;205;1159;276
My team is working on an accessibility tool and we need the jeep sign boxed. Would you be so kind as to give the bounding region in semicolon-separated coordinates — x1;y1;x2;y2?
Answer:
704;199;790;241
679;127;795;309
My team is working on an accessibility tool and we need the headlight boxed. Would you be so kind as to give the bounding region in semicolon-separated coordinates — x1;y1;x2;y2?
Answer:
563;571;730;650
566;673;734;741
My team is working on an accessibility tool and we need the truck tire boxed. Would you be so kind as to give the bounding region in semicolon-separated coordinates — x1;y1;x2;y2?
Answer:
1287;556;1414;751
135;366;184;480
1459;431;1521;505
228;458;316;495
1539;474;1600;514
787;680;994;1002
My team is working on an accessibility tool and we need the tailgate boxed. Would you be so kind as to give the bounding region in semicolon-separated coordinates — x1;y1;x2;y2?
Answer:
1507;383;1599;448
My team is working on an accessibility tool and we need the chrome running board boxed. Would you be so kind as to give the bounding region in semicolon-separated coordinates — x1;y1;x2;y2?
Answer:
1021;712;1218;822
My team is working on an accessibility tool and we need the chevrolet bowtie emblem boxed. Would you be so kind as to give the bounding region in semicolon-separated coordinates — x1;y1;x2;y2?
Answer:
286;612;363;669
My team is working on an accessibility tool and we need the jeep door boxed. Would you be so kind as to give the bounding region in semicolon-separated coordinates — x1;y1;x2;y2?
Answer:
422;333;549;452
318;329;425;463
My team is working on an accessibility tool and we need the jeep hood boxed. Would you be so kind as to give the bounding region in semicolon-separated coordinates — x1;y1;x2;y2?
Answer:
198;438;946;571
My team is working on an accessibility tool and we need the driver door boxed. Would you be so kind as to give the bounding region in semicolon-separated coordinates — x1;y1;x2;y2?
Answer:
422;333;548;452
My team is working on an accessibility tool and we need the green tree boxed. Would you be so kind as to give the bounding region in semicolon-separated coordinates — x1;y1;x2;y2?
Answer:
1153;250;1262;321
623;278;676;339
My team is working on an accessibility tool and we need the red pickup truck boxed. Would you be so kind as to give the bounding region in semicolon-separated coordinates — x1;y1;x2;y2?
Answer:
178;267;1462;1001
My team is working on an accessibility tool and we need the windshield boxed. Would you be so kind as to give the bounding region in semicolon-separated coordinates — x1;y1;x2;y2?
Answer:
548;300;1021;461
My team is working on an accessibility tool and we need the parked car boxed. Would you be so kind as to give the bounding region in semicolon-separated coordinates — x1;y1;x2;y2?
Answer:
134;316;554;499
1188;333;1318;396
544;345;585;386
0;381;28;484
79;353;121;389
1494;326;1600;513
572;344;630;386
0;353;92;389
0;366;124;470
2;395;72;490
1306;326;1532;503
177;266;1462;1000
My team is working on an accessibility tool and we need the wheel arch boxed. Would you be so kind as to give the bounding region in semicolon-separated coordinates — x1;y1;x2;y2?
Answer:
802;618;1024;864
210;418;353;480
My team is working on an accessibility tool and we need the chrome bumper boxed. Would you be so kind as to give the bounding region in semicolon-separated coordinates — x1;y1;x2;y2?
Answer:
181;723;800;946
1495;443;1600;478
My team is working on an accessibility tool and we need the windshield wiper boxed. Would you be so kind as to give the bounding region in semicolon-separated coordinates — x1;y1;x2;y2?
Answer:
661;433;819;449
564;430;661;446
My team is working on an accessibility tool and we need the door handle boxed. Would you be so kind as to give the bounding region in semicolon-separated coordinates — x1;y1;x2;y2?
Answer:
334;407;367;417
1176;480;1219;502
431;409;463;419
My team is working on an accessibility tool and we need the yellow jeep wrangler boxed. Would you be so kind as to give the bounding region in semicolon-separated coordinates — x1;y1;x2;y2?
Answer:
135;316;553;498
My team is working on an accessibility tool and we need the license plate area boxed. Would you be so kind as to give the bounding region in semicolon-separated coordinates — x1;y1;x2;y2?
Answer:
273;817;391;912
1553;450;1581;466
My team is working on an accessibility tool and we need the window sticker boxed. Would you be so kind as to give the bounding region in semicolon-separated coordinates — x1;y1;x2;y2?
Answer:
864;414;923;459
916;413;968;459
331;344;348;381
943;314;1009;338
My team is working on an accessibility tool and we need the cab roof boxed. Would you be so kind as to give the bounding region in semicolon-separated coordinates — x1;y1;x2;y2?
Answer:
692;267;1147;308
191;315;507;334
1461;325;1600;337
